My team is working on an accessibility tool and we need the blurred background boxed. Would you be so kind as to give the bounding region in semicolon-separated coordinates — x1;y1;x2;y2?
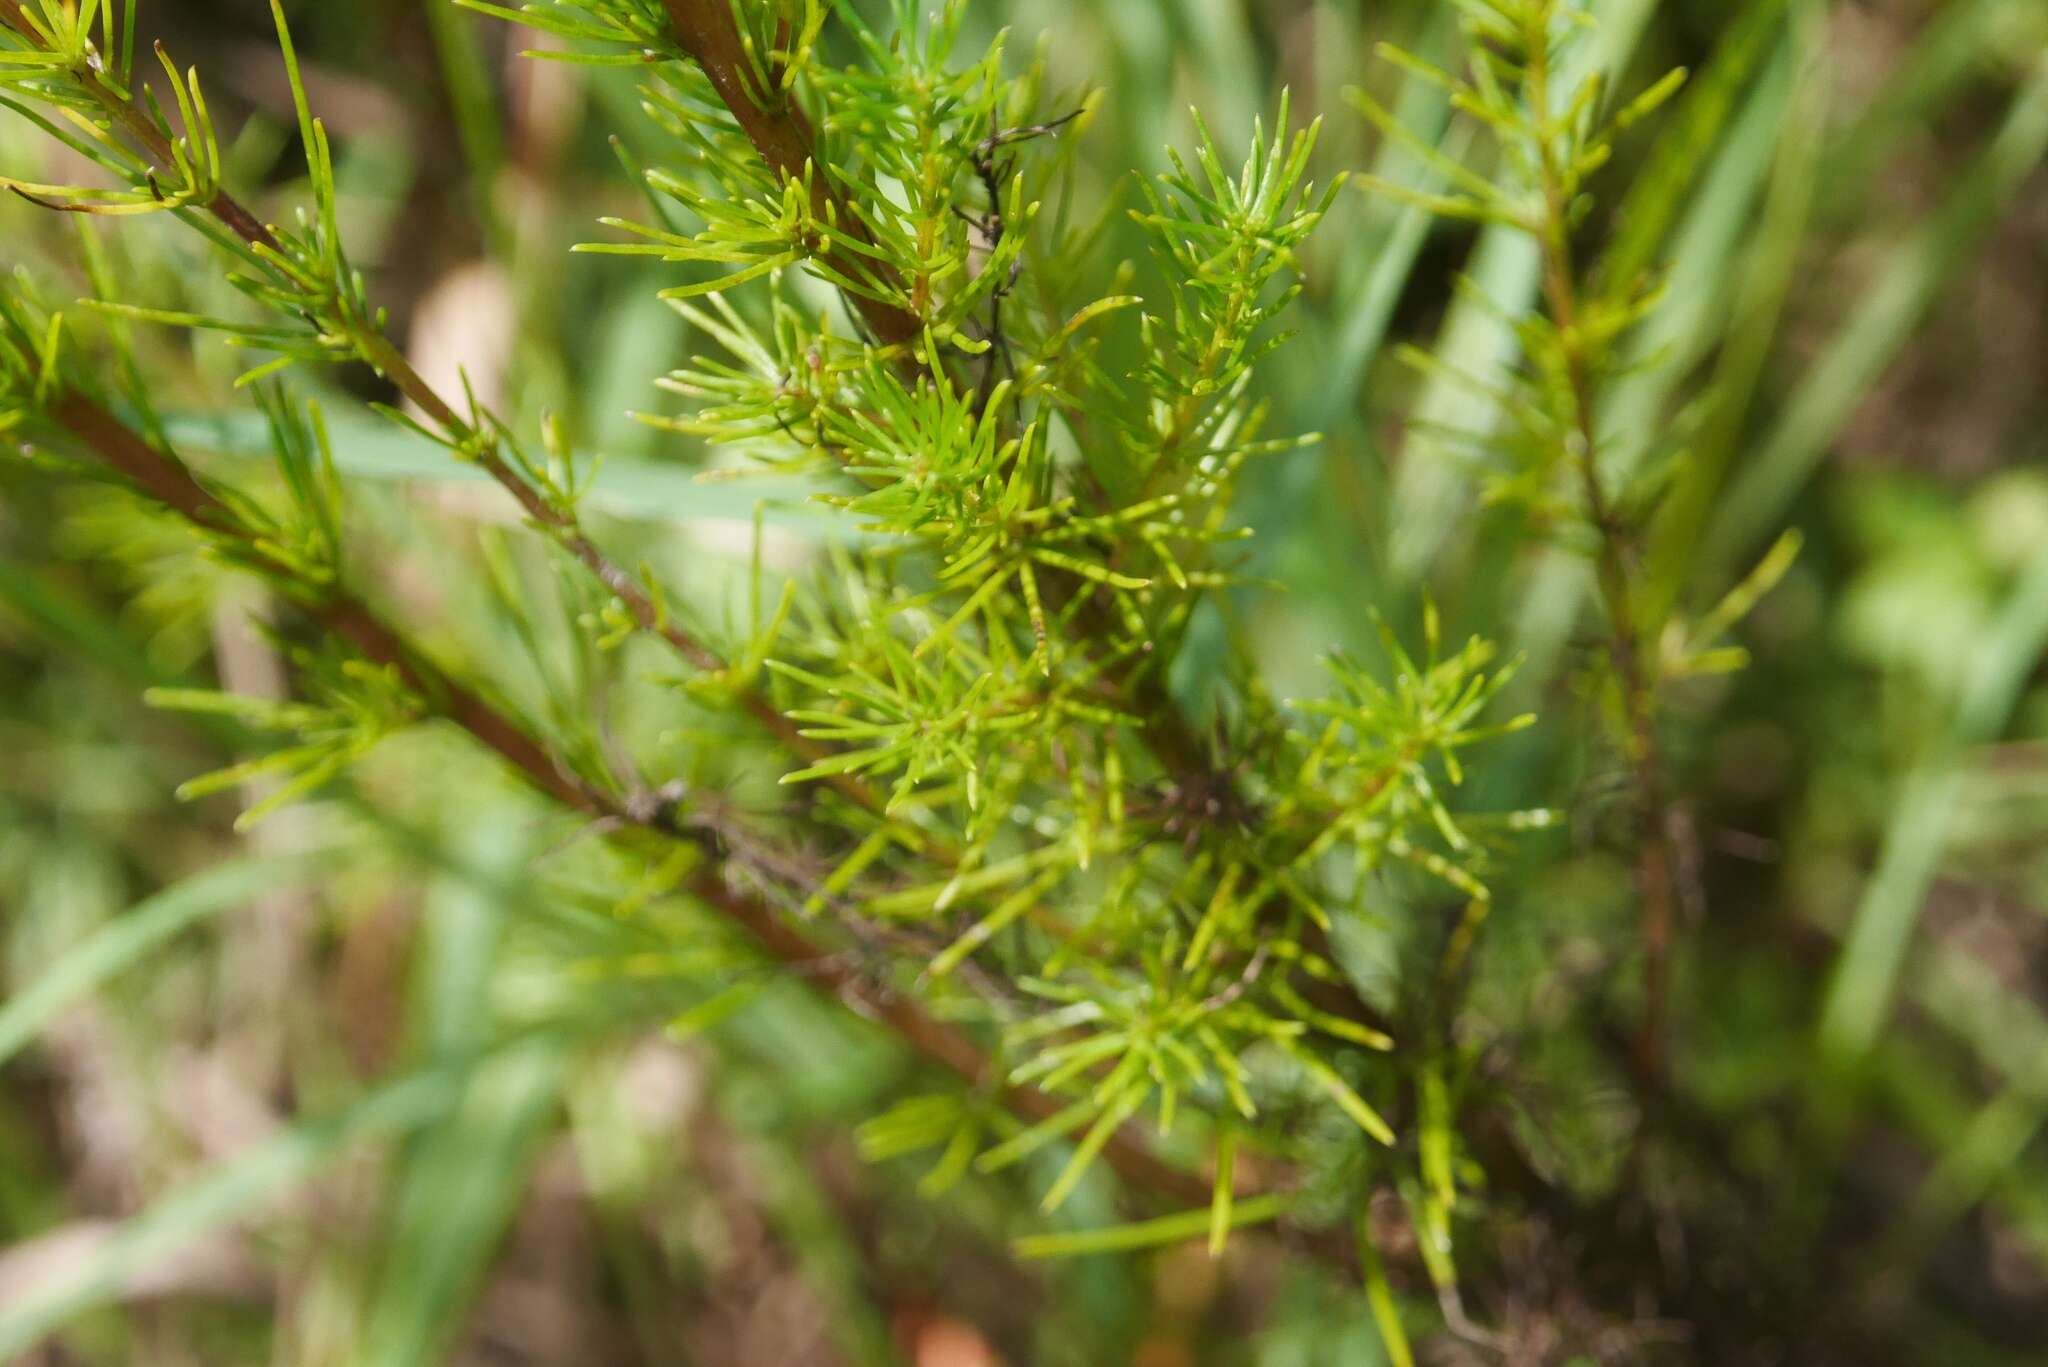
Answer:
2;0;2047;1362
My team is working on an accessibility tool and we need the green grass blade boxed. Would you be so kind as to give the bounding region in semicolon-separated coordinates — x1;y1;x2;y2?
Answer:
1822;0;2027;215
1707;60;2048;576
1885;946;2048;1259
1597;0;1789;298
358;1041;567;1367
0;856;321;1068
357;804;561;1366
1817;540;2048;1074
1640;0;1828;625
0;1054;485;1358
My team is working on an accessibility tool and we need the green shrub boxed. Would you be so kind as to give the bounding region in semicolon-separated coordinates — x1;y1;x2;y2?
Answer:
4;1;2047;1362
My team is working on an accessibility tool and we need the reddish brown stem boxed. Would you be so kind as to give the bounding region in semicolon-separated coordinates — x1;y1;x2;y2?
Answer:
658;0;923;350
0;2;899;817
49;390;1201;1208
1525;30;1678;1091
0;1;283;252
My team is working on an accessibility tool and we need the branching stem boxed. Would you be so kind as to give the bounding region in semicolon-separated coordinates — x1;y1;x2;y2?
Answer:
49;389;1211;1214
0;0;910;818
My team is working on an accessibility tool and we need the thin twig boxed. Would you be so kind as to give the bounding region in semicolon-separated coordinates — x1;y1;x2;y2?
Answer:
963;109;1084;398
1523;21;1679;1092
